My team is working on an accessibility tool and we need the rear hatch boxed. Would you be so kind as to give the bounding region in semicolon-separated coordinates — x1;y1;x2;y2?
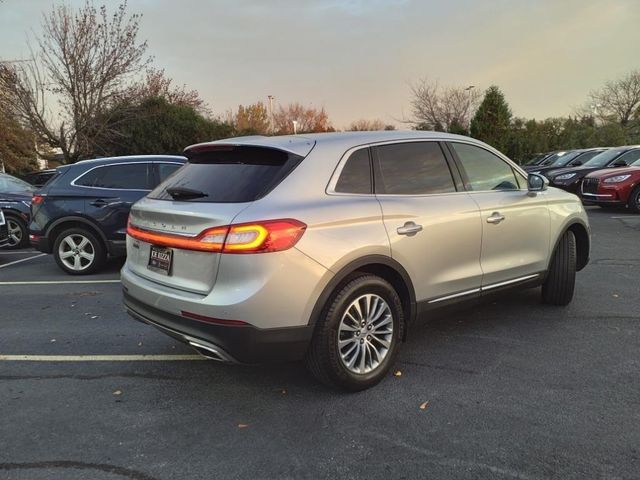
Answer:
126;142;312;295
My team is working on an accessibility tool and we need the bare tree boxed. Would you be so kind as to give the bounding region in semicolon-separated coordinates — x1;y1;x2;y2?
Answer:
0;2;149;162
587;70;640;126
408;78;481;131
346;118;387;131
128;68;209;115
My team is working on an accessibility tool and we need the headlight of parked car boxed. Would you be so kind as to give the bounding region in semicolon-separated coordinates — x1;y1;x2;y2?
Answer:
554;173;576;181
603;175;631;183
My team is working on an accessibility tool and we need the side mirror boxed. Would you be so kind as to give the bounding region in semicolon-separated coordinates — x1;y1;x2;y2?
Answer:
570;160;582;166
612;159;627;167
528;173;548;193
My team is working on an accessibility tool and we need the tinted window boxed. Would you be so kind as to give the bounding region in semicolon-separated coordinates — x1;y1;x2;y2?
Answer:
149;146;303;203
450;143;519;191
0;174;35;193
375;142;456;195
335;149;371;194
615;149;640;165
156;163;183;185
76;163;150;189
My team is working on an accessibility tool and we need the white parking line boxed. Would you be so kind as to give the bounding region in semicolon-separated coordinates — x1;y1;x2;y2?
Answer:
0;253;46;269
0;250;39;255
0;279;120;285
0;354;204;361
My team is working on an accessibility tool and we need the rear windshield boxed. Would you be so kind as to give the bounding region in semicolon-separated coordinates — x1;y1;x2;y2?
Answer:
148;146;303;203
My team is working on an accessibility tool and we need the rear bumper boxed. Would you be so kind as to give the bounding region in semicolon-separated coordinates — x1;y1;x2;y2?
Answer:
123;290;313;364
30;232;52;253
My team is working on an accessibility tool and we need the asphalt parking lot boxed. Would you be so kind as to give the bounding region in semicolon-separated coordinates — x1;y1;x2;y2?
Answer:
0;207;639;480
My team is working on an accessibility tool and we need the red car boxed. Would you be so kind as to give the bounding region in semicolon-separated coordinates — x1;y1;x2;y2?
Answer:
580;158;640;213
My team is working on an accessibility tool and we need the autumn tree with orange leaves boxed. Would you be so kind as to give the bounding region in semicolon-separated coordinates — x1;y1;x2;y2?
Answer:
272;103;333;134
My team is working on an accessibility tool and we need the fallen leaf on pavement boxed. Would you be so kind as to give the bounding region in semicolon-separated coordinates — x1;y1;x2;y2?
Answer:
112;390;122;396
50;339;56;343
237;423;249;429
419;401;429;410
393;370;402;377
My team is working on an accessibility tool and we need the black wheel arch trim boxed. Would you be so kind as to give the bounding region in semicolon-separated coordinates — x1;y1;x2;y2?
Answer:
1;208;28;221
46;216;111;253
549;219;590;272
307;254;417;329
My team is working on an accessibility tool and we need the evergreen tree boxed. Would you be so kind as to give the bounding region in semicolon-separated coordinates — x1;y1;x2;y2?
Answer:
470;86;512;153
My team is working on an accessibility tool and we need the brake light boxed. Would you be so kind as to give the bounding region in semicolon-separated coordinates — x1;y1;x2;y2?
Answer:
32;195;45;205
126;219;306;254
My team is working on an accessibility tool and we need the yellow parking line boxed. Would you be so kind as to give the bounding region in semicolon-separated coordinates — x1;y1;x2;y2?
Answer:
0;354;205;361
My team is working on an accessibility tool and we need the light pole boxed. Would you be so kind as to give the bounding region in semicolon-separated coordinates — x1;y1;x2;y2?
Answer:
590;103;602;126
292;120;298;135
465;85;475;131
267;95;275;134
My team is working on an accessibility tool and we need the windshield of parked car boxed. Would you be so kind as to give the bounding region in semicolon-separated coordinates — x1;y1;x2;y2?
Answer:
0;174;36;193
570;150;603;165
549;151;581;166
540;151;573;166
582;149;626;168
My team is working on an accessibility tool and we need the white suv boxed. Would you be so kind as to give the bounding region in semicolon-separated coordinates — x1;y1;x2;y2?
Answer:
122;132;590;390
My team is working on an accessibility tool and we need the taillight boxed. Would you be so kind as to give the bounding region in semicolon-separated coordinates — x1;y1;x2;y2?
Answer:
126;219;306;254
32;195;45;205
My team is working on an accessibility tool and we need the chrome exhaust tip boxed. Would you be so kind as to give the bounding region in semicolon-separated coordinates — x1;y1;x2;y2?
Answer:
187;339;237;363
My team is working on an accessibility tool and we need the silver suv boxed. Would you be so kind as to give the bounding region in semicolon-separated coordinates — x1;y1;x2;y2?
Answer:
122;132;590;391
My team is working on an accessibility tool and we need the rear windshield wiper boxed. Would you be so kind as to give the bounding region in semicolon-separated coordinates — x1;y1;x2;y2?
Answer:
165;187;209;200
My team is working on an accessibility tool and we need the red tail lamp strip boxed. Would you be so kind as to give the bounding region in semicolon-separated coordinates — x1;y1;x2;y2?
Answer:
126;219;306;254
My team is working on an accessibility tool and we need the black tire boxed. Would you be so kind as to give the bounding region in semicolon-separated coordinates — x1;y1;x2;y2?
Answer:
541;230;576;306
627;185;640;214
53;228;106;275
306;274;404;391
4;214;28;249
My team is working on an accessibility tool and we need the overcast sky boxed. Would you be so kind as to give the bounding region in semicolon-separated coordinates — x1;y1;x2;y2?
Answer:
1;0;638;128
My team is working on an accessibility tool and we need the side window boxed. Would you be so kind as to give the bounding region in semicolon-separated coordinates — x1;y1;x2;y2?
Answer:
335;149;371;194
615;149;640;165
76;164;150;190
450;143;520;191
156;163;183;186
374;142;456;195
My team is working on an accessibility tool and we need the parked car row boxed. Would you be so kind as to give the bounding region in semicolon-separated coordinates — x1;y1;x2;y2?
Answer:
524;145;640;212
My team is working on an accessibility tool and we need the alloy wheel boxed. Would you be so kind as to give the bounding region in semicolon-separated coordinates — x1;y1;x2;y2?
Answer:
6;219;23;247
337;294;394;374
58;234;95;271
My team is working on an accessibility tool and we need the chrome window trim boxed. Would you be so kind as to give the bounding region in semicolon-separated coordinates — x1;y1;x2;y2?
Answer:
326;137;528;196
71;161;155;192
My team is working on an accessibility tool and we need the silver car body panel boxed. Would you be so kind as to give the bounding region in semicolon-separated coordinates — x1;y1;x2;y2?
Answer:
122;131;589;334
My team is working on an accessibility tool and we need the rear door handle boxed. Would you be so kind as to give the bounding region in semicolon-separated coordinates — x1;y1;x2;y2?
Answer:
486;212;505;224
89;199;108;208
397;221;423;236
